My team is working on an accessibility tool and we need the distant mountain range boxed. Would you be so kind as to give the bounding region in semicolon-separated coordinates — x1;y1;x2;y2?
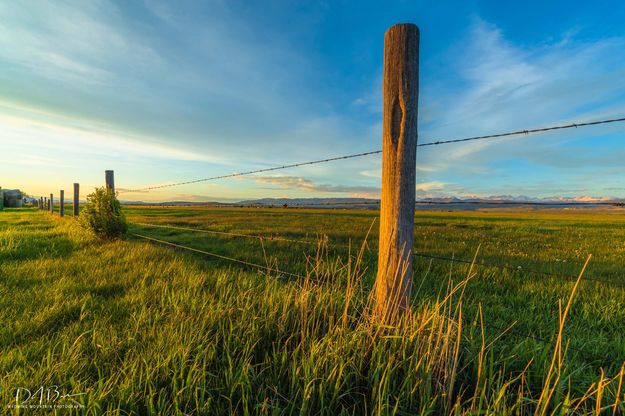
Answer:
121;195;625;208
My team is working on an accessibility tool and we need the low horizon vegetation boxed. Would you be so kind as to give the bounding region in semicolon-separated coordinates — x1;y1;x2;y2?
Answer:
0;206;624;414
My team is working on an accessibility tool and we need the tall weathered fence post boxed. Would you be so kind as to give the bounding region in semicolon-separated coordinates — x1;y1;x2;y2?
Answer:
59;190;65;217
73;183;79;216
105;170;115;194
374;23;419;322
50;193;54;214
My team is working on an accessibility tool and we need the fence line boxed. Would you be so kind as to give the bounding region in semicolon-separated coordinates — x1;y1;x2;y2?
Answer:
133;200;625;207
133;233;305;280
134;222;324;246
32;20;625;386
133;232;370;296
486;319;609;363
412;253;625;288
133;230;611;363
119;116;625;193
418;116;625;147
133;221;625;289
415;200;625;206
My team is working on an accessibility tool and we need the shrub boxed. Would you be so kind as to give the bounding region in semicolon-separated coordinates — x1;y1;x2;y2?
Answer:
80;187;127;239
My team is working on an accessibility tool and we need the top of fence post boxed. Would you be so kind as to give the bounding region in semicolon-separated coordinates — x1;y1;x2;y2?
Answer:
59;190;65;217
105;170;115;194
73;183;80;217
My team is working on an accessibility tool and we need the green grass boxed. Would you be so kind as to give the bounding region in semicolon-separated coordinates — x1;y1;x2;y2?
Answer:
1;206;624;414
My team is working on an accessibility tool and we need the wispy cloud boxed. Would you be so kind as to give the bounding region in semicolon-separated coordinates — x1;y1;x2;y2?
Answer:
414;18;625;197
253;176;380;198
416;181;448;192
0;103;224;163
3;3;625;200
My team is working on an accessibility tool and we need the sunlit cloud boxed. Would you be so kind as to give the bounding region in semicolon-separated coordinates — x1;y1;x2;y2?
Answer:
252;176;380;198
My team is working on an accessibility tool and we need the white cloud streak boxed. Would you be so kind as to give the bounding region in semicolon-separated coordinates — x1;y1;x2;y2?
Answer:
415;18;625;197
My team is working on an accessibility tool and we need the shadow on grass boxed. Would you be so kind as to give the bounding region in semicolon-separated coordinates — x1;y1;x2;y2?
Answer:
1;305;82;348
65;283;126;300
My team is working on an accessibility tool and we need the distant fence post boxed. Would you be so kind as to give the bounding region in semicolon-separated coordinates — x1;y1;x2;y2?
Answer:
105;170;115;194
40;197;43;210
374;23;419;322
73;183;79;216
60;190;65;217
50;193;54;214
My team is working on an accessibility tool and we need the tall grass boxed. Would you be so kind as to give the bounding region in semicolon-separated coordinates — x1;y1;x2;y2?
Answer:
0;208;623;414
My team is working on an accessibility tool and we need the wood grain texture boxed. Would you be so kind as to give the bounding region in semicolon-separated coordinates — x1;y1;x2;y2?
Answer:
50;193;54;213
374;23;419;322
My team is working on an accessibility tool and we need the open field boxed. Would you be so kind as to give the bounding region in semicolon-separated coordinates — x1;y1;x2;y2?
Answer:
1;206;625;414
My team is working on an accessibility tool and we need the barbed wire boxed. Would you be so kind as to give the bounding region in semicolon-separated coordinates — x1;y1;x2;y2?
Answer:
415;200;625;206
413;252;625;288
122;199;625;208
132;232;371;297
119;116;625;193
119;149;382;193
418;116;625;147
133;222;323;246
133;233;306;280
134;230;613;363
132;221;625;288
485;319;609;363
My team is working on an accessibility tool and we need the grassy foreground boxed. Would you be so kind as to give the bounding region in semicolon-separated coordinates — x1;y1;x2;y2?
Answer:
0;207;624;414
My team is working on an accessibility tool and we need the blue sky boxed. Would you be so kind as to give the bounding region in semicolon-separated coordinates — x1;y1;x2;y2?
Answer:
2;0;625;201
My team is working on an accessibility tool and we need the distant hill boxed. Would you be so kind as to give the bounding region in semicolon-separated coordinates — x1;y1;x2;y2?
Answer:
121;200;228;207
120;196;625;209
235;198;380;208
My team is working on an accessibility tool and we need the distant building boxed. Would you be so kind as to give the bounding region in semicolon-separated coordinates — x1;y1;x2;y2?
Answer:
23;197;38;205
2;189;23;208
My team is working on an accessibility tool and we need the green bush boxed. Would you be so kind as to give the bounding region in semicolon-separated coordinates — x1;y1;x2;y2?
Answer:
80;187;127;239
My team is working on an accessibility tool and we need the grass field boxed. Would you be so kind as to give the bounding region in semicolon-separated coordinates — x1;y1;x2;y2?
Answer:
1;205;624;414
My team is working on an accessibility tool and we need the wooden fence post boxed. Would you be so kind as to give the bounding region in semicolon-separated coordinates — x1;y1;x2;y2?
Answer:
50;193;54;214
105;170;115;194
374;23;419;322
60;190;64;217
73;183;79;216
